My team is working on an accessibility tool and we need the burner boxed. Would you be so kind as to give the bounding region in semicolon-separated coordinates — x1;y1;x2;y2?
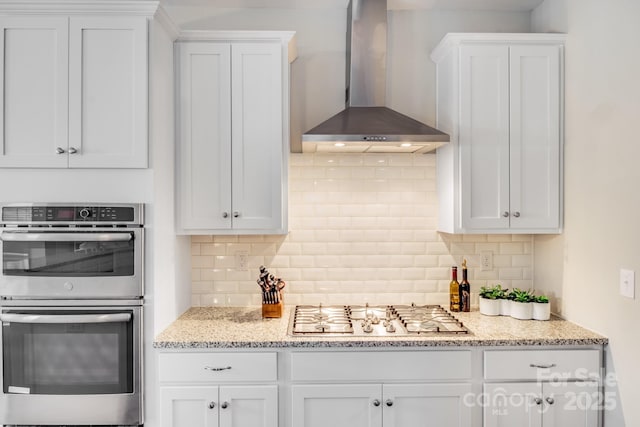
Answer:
289;304;468;336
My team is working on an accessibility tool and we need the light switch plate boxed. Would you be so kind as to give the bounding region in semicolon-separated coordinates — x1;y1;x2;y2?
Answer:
620;268;635;299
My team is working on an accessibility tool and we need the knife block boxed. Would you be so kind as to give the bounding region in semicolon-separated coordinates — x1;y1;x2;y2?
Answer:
262;292;283;318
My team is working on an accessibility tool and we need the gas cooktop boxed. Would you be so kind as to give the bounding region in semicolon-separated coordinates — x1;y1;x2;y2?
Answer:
288;304;469;337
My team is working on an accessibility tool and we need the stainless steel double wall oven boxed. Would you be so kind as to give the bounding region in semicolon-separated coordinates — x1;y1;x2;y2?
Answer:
0;203;144;426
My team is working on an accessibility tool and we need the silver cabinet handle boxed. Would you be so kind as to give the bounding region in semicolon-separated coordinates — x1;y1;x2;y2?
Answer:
0;231;132;242
222;212;229;218
208;401;216;409
513;212;521;218
68;147;78;154
0;313;131;324
530;363;557;369
372;399;381;407
221;401;229;409
502;211;509;217
56;147;65;154
385;399;393;407
233;211;240;218
204;366;232;372
546;397;555;405
534;397;543;405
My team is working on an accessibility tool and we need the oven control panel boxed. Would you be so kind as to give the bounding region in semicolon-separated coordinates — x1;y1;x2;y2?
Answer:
0;204;143;225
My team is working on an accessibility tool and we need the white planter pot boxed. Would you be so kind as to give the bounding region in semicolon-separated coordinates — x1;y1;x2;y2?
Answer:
500;299;511;316
510;302;533;320
532;302;551;320
479;298;501;316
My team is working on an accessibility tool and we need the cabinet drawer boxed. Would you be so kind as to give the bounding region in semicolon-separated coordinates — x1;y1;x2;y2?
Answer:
484;349;600;381
158;352;277;383
291;351;471;382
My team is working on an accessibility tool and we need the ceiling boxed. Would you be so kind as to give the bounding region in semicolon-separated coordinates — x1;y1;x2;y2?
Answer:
161;0;545;12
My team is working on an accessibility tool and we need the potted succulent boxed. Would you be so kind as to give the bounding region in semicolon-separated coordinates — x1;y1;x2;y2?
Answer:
478;285;503;316
532;294;551;321
508;288;534;320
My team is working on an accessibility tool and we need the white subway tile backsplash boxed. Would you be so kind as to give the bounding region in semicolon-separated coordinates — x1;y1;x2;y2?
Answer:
190;153;534;306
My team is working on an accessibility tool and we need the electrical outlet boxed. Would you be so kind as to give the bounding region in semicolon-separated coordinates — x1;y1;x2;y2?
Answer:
480;251;493;271
235;251;249;271
620;268;635;299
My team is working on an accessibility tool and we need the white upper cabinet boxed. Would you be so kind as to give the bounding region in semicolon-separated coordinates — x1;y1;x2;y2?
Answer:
432;34;565;234
0;16;69;168
0;5;150;169
68;16;148;168
176;31;296;235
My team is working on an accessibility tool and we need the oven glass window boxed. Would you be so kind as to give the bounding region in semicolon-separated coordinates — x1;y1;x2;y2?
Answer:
2;310;134;395
2;232;135;277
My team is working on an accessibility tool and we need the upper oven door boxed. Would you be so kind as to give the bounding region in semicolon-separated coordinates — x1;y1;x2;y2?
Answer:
0;228;143;299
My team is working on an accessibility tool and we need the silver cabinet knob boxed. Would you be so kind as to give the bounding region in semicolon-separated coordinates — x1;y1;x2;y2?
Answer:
222;212;229;218
208;401;215;409
68;147;78;154
221;401;229;409
373;399;381;407
56;147;65;154
546;397;555;405
385;399;394;407
502;211;509;217
233;211;240;218
513;212;521;218
534;397;543;405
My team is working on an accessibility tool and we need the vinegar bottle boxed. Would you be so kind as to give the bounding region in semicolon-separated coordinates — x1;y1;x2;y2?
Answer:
459;259;471;312
449;266;460;312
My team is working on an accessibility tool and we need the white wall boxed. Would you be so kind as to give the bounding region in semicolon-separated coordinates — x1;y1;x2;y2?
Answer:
532;1;640;425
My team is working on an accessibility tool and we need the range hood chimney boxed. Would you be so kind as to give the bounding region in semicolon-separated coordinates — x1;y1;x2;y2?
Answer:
301;0;449;154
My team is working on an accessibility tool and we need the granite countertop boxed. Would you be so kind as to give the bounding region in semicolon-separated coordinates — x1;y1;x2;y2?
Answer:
153;306;608;349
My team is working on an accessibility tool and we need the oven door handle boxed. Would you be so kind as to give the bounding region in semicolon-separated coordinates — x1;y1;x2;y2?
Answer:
0;313;132;324
0;232;133;242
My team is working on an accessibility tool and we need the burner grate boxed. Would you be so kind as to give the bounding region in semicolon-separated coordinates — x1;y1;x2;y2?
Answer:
289;304;469;336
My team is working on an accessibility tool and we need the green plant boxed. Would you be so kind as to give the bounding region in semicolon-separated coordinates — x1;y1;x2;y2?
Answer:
535;295;549;304
479;284;507;300
509;288;534;303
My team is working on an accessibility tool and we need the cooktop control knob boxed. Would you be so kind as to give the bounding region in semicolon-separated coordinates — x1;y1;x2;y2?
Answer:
362;320;373;333
64;282;73;291
79;208;91;219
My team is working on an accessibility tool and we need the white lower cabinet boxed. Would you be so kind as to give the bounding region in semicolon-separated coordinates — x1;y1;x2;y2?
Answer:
483;349;602;427
290;351;473;427
291;383;471;427
157;352;278;427
161;385;278;427
484;382;599;427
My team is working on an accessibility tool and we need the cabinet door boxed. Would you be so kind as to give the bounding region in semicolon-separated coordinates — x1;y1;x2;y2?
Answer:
0;16;68;168
68;16;148;168
291;384;382;427
176;42;232;230
160;386;219;427
543;381;599;427
383;383;473;427
219;385;277;427
231;43;284;231
459;45;510;230
509;45;561;230
484;383;542;427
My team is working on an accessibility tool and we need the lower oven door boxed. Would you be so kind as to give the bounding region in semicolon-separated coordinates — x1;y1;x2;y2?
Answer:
0;303;142;425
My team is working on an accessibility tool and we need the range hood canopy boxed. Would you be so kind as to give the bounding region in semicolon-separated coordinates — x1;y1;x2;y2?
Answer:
301;0;449;154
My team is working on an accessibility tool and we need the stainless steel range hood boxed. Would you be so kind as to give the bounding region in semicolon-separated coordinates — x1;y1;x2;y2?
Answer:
301;0;449;154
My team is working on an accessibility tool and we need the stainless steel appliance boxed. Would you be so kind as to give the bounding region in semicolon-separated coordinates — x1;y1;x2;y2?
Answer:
0;203;143;300
0;203;144;426
0;299;142;426
289;304;469;336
